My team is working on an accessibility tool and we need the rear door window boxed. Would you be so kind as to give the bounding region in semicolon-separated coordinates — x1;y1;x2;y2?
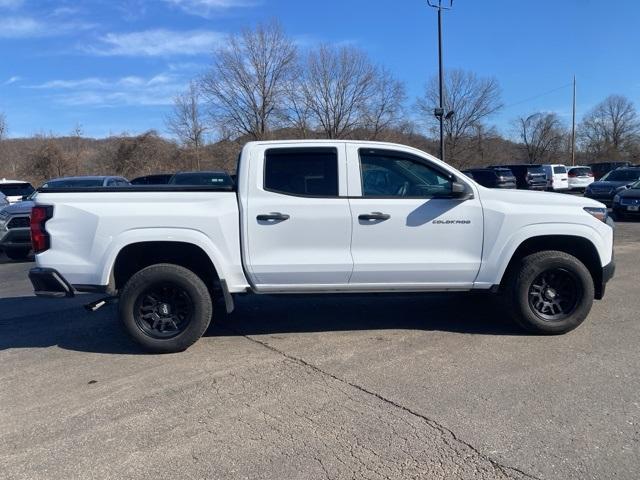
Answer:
264;147;339;197
553;166;567;174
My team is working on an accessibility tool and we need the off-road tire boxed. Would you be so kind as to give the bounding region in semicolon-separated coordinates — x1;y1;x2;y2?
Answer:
504;250;594;334
119;263;212;353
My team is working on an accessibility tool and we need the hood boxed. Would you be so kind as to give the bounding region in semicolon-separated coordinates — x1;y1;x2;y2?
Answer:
618;187;640;198
1;200;35;216
589;180;633;190
481;186;605;208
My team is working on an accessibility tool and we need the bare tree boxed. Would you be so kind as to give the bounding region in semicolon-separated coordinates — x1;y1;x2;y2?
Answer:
166;81;208;169
517;112;566;164
299;44;376;139
362;68;406;140
201;21;297;140
578;95;640;160
416;69;503;166
28;137;71;182
281;70;313;138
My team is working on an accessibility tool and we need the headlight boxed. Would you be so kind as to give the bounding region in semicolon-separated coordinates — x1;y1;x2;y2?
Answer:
613;194;621;204
584;207;608;222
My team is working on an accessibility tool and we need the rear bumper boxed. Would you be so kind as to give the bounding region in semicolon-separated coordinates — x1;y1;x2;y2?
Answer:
0;228;31;249
29;268;76;298
29;267;110;298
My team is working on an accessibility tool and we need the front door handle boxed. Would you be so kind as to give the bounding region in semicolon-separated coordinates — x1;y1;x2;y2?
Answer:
358;212;390;221
257;212;290;222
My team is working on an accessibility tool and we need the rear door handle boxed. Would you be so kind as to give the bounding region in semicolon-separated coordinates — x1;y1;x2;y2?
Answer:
257;212;290;222
358;212;390;221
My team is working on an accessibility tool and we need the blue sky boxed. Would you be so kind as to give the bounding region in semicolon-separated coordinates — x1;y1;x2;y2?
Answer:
1;0;639;139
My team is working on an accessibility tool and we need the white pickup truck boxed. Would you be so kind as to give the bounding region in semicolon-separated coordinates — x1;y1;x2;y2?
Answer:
29;140;615;353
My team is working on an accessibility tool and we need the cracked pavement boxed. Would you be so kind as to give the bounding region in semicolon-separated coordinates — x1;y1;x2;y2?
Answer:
1;222;639;479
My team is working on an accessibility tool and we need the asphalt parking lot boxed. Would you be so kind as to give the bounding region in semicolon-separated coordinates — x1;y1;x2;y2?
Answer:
1;222;639;480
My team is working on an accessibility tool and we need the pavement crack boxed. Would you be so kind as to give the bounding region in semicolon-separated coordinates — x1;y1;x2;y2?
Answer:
239;332;543;480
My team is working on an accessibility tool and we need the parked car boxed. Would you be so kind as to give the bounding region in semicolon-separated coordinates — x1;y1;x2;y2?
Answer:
584;167;640;206
42;176;130;188
588;162;631;180
462;168;516;189
567;166;595;191
0;198;34;260
168;171;234;187
488;164;547;190
542;164;569;191
29;140;614;353
0;179;35;204
612;180;640;220
131;174;173;185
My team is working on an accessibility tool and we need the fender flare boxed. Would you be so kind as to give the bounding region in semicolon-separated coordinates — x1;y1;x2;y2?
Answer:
98;227;229;287
477;222;608;287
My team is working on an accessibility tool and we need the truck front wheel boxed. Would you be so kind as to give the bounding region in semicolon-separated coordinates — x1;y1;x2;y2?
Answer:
505;250;594;334
119;264;212;353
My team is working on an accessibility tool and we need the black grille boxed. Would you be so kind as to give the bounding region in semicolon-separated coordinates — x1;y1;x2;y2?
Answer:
7;217;30;229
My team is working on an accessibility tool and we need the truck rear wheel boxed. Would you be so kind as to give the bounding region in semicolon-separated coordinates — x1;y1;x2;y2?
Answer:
505;250;594;334
119;263;212;353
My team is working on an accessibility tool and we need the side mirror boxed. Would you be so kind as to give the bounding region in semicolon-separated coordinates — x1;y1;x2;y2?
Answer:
451;181;474;200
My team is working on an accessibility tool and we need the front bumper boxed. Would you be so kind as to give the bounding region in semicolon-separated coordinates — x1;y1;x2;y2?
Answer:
585;192;614;206
598;259;615;300
29;268;76;298
613;204;640;215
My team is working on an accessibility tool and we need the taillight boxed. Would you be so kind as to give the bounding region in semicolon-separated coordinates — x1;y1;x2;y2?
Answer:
30;205;53;253
588;172;594;177
568;172;577;178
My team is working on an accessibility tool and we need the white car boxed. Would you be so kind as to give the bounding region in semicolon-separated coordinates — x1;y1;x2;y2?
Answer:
542;164;569;191
28;140;615;353
0;179;35;204
567;166;595;191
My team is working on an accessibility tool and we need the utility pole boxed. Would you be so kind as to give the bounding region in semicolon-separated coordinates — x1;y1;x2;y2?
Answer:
427;1;454;163
570;75;576;166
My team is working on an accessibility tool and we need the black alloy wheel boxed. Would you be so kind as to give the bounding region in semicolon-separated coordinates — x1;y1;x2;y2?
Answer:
528;268;580;321
134;283;194;339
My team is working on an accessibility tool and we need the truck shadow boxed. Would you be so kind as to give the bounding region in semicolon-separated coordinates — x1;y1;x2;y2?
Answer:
0;292;524;355
210;292;522;338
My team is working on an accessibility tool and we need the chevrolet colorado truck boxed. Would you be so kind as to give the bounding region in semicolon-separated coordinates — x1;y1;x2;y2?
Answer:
29;141;615;353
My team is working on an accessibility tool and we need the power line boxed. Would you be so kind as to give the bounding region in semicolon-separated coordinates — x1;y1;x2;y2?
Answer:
503;82;573;110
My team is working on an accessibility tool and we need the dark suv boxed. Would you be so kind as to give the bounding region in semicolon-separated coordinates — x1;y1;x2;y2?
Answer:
584;167;640;206
588;162;631;180
488;164;547;190
463;168;516;189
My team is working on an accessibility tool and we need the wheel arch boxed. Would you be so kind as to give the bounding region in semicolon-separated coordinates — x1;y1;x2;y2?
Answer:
498;234;603;299
105;236;234;312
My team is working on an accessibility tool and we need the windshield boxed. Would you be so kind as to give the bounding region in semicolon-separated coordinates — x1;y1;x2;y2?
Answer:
43;179;105;188
0;183;35;197
169;172;232;186
600;170;640;182
527;166;545;175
